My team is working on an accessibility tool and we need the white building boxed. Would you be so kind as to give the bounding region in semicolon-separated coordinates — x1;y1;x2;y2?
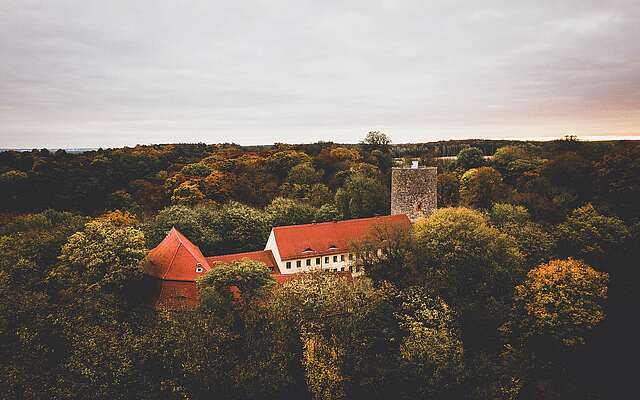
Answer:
264;214;411;275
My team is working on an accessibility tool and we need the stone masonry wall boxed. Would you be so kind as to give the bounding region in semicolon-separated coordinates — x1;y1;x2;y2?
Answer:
391;167;437;221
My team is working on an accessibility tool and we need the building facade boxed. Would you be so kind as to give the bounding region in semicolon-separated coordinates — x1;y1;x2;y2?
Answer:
143;214;411;308
142;162;437;309
264;214;410;275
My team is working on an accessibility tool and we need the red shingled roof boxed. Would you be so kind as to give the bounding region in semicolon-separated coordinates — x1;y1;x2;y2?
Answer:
272;214;411;261
143;227;211;281
146;278;201;310
206;250;281;274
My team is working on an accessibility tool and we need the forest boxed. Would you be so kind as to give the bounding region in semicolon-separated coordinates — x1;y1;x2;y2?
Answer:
0;133;638;399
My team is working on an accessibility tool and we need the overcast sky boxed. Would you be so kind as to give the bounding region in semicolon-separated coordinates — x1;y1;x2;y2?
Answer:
1;0;639;148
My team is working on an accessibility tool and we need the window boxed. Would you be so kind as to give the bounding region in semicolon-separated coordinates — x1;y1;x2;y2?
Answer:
340;255;345;262
333;255;338;263
306;259;311;266
296;260;302;268
341;267;345;271
286;261;291;269
303;247;313;253
328;244;337;250
333;268;338;272
315;257;320;265
355;265;360;272
348;254;353;261
195;263;204;273
324;256;329;264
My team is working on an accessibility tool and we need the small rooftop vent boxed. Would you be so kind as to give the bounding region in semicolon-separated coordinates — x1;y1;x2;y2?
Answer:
411;160;419;169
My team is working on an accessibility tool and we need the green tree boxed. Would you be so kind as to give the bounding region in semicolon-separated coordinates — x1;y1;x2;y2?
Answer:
47;215;152;399
353;222;417;287
55;216;148;296
209;201;272;254
498;258;609;399
143;204;221;253
285;162;322;185
459;167;510;209
489;203;531;227
361;131;392;150
279;162;330;206
269;274;465;399
438;171;460;207
171;181;205;206
268;274;388;399
314;203;341;222
594;143;640;220
491;145;542;182
267;150;312;179
0;210;87;399
198;259;275;315
456;147;485;170
413;208;524;333
335;175;389;218
490;203;555;268
265;197;317;227
506;258;608;348
555;204;629;267
181;162;212;177
395;287;464;398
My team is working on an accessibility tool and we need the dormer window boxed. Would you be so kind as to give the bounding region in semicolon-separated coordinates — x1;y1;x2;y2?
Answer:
195;263;204;273
303;247;314;253
328;244;337;250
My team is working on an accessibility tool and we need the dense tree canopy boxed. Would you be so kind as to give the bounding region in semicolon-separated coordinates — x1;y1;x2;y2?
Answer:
459;166;510;209
0;137;636;399
335;173;389;219
506;258;608;348
456;146;485;170
555;204;629;267
198;259;275;314
413;207;524;320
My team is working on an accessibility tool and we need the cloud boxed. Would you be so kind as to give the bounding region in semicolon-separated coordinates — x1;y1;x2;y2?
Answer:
0;0;639;147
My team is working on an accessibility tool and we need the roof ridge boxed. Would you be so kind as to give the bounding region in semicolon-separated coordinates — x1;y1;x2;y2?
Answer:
272;214;404;230
162;240;182;280
169;227;210;269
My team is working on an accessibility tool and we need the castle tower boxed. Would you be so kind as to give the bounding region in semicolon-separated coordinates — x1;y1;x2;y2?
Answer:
391;162;437;222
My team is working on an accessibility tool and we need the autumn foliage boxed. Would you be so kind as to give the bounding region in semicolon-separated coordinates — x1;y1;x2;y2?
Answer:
0;136;637;399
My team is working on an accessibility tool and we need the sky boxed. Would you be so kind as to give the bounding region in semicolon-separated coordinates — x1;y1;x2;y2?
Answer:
1;0;639;148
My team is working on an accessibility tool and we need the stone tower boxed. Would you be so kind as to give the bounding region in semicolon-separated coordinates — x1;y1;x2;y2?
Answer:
391;163;437;222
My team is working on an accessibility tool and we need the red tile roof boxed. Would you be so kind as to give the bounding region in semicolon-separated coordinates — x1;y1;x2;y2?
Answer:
140;215;400;310
206;250;281;274
143;227;211;281
150;278;200;310
272;214;411;261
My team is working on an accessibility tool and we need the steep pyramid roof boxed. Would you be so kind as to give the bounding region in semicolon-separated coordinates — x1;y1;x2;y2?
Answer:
143;227;211;281
272;214;411;261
